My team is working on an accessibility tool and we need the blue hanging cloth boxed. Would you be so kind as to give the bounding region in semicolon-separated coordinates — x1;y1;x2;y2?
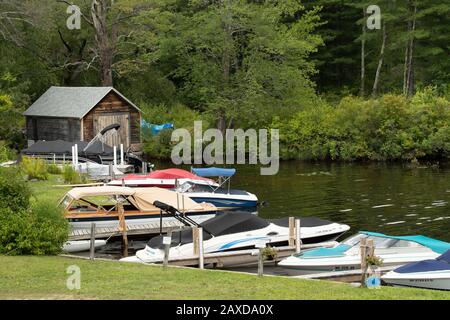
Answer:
141;119;174;136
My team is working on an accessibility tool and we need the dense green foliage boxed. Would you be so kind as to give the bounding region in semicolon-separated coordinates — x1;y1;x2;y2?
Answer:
0;168;30;211
0;1;448;161
0;168;68;255
274;88;450;161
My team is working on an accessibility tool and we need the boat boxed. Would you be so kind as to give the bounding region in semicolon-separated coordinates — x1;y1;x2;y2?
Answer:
21;123;144;169
108;168;217;188
120;211;350;265
63;240;107;253
382;249;450;290
174;167;258;208
278;231;450;274
60;186;218;230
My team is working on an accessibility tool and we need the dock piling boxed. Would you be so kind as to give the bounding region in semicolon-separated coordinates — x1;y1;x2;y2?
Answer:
198;227;204;269
295;219;302;253
163;231;172;268
89;223;96;260
288;217;295;247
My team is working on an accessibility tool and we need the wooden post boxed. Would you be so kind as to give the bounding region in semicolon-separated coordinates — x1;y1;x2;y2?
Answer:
198;227;204;269
89;223;96;260
258;248;264;277
63;153;65;164
53;153;56;164
71;146;75;166
192;227;199;257
163;231;172;268
295;219;302;253
118;203;128;257
288;217;295;247
360;237;368;287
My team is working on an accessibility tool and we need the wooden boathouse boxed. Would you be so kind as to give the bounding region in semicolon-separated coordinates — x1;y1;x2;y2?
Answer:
23;87;142;149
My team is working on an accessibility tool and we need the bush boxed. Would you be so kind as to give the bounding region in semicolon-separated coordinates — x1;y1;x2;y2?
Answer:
47;163;62;175
0;140;16;163
0;200;68;255
62;165;88;184
0;168;31;211
0;170;68;255
21;156;49;180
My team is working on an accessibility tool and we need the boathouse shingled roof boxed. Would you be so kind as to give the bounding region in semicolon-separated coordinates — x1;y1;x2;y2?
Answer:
23;86;141;119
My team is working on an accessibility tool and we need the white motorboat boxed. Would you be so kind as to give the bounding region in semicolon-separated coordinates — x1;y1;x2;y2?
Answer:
63;240;107;253
178;168;258;208
120;211;350;266
279;232;450;274
382;250;450;290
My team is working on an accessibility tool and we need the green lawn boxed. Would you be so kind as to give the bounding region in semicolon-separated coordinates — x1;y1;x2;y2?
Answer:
28;174;70;204
0;256;449;300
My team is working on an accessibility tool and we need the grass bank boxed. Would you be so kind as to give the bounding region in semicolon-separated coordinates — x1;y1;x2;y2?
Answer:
0;256;449;300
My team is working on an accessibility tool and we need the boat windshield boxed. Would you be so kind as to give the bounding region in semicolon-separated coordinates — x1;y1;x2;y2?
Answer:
342;234;407;249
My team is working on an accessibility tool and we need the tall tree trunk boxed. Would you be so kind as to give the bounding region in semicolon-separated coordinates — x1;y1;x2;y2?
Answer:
405;2;417;97
91;0;114;86
372;22;387;97
360;8;366;97
218;0;232;133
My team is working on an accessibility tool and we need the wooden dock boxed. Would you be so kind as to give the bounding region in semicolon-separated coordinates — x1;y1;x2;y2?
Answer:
69;220;186;240
161;242;338;268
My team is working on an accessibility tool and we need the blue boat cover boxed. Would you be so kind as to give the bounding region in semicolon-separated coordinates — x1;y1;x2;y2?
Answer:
361;231;450;254
296;244;352;259
192;167;236;177
394;250;450;274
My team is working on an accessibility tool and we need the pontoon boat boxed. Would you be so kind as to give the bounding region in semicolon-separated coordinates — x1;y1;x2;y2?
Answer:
61;186;218;230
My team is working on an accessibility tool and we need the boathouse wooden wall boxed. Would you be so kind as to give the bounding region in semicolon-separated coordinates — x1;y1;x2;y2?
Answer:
82;91;141;147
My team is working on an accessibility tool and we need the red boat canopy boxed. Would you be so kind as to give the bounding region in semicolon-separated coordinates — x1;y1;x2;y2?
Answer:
122;168;214;182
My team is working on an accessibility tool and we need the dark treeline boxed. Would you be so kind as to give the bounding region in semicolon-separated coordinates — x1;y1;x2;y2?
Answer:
0;0;448;161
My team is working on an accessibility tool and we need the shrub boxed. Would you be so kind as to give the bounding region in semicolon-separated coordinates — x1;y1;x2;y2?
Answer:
21;156;49;180
62;165;88;184
0;167;30;211
0;140;16;163
0;200;68;255
47;163;62;175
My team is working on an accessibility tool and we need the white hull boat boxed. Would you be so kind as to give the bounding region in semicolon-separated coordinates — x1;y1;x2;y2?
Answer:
382;250;450;290
279;232;450;274
120;212;350;266
63;240;107;253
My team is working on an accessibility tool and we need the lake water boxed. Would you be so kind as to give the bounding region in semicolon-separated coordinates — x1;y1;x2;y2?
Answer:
226;161;450;242
90;161;450;259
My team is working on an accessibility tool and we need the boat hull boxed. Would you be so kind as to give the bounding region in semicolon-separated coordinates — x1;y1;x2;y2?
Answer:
189;196;258;208
382;271;450;290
